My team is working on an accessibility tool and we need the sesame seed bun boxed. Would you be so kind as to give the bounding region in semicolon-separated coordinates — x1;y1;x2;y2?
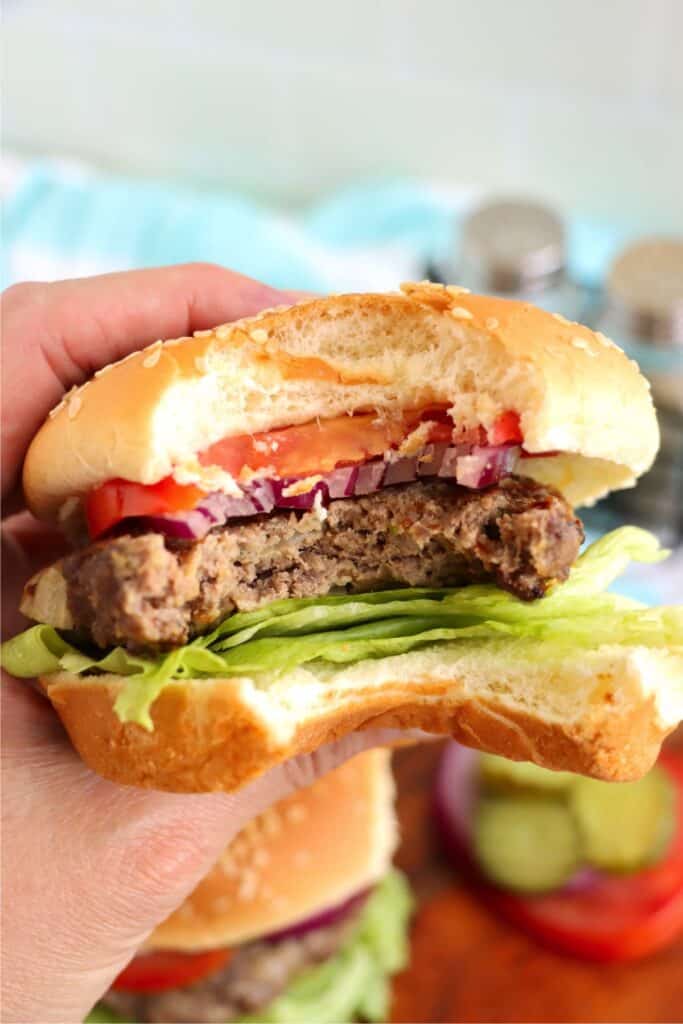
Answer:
38;641;682;792
23;283;658;520
146;750;397;951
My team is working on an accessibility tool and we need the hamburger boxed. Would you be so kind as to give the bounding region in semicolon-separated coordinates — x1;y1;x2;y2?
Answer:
2;282;681;788
87;750;411;1023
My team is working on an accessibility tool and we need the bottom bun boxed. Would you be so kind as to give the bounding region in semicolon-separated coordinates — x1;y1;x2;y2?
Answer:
41;641;682;792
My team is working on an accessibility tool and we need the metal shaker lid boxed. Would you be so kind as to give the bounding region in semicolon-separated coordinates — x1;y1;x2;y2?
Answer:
459;199;566;294
606;238;683;348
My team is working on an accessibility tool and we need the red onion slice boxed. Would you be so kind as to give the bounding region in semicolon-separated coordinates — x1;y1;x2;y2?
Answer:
325;466;359;498
437;446;461;479
197;492;261;521
138;511;214;540
354;461;386;495
269;478;328;509
263;887;371;944
114;441;521;540
383;456;418;487
417;443;448;477
433;741;482;865
456;445;520;489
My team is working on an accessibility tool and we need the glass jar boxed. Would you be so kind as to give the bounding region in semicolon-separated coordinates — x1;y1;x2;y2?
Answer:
594;238;683;555
450;198;587;321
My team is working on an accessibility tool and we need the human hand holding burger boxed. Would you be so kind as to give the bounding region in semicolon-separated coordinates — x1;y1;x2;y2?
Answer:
1;265;409;1024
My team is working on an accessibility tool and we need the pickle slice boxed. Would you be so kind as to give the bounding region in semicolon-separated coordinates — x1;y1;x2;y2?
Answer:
473;797;581;893
570;766;676;873
479;753;576;795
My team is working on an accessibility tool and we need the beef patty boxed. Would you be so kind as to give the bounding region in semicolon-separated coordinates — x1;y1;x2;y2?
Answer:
30;476;583;651
102;913;355;1023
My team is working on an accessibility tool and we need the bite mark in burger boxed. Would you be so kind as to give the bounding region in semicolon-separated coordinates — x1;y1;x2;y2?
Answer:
2;284;682;790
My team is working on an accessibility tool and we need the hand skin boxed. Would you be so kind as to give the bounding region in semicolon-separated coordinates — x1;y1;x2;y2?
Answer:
1;265;410;1024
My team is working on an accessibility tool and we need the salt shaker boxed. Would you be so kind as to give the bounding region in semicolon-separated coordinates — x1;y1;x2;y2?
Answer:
595;238;683;547
453;198;586;321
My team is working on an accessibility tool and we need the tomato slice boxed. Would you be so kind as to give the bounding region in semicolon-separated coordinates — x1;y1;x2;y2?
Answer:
112;948;233;993
488;410;523;446
481;753;683;962
86;477;206;539
200;413;408;480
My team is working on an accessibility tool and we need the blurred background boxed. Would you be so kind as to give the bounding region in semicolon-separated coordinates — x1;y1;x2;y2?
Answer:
3;2;682;1021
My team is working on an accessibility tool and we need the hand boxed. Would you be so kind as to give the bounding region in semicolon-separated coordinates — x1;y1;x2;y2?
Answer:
1;265;407;1024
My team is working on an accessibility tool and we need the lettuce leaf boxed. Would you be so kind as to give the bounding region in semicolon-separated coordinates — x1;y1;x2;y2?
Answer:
3;527;680;731
84;869;413;1024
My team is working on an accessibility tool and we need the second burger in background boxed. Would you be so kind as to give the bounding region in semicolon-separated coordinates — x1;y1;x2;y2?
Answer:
88;750;412;1024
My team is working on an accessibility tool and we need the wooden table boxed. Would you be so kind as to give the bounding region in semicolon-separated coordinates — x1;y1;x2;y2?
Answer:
389;742;683;1024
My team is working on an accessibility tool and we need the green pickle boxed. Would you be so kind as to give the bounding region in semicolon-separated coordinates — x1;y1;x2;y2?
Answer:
473;796;581;893
570;766;676;873
479;753;576;794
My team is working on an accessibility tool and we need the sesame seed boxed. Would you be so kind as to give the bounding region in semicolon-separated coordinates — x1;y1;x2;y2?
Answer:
67;394;82;419
595;330;617;350
237;873;259;902
450;306;474;320
286;802;308;824
48;400;66;419
400;280;444;295
215;324;232;339
571;336;595;354
194;329;214;339
552;312;571;325
446;284;471;296
142;346;162;368
249;328;269;342
485;317;499;330
261;809;282;837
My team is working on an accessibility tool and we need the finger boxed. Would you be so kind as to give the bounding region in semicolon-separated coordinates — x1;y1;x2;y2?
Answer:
1;513;68;638
1;264;296;498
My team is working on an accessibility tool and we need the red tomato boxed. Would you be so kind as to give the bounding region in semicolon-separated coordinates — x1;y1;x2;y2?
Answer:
86;476;205;539
199;412;410;480
482;753;683;962
112;948;233;993
488;410;523;446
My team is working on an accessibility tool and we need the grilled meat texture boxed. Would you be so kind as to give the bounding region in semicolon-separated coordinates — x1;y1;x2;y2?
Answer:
27;476;583;651
102;914;355;1023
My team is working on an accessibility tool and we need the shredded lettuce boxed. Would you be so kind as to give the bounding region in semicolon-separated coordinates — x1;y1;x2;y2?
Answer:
84;869;413;1024
3;528;680;730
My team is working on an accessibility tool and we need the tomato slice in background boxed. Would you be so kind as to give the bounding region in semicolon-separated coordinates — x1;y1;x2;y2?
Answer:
86;477;205;539
481;753;683;962
112;948;233;993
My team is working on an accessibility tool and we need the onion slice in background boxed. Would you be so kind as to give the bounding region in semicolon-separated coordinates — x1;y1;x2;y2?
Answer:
263;887;371;944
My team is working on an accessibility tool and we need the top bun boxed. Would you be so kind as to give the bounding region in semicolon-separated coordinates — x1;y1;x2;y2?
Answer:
146;749;397;951
24;282;658;519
